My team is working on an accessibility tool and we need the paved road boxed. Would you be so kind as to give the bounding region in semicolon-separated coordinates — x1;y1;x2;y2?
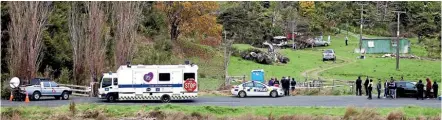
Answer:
1;96;440;108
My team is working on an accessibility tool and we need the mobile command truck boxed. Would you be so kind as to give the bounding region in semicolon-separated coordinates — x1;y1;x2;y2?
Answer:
98;63;198;103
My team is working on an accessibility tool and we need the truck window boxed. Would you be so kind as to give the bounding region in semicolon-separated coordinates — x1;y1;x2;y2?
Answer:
113;78;118;85
102;78;112;88
184;73;195;80
159;73;170;81
43;82;51;87
50;81;58;87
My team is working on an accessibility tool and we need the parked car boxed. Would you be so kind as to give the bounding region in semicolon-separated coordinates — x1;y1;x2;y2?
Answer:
323;49;336;61
231;81;283;98
20;78;72;100
313;36;331;46
396;81;433;98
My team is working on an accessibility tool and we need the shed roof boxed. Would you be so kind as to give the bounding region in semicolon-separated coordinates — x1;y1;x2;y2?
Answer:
362;37;406;41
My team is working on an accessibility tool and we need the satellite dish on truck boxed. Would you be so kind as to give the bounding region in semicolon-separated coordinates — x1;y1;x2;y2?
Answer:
9;77;20;88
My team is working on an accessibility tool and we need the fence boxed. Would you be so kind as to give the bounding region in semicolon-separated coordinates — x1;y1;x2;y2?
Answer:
58;84;91;97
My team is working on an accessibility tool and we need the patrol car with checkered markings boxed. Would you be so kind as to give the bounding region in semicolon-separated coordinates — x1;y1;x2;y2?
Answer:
98;62;198;103
231;81;284;98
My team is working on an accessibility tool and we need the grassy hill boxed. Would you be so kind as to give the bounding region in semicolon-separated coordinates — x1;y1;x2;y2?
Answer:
228;33;441;83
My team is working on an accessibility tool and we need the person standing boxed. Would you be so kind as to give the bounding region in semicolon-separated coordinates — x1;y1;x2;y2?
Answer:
425;78;432;99
268;78;274;86
291;78;297;92
364;77;369;96
356;76;362;96
416;80;424;100
345;36;348;46
384;80;390;98
274;78;280;87
282;77;289;96
433;81;438;99
389;80;396;99
367;79;373;100
400;76;404;81
376;79;382;99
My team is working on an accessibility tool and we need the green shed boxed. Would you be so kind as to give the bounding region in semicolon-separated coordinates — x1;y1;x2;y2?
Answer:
361;38;410;54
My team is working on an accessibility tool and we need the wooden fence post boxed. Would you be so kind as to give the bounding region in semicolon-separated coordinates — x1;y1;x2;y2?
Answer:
332;80;335;91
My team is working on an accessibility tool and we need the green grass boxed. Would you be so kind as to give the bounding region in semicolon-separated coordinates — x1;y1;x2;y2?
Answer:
229;32;441;83
2;104;440;119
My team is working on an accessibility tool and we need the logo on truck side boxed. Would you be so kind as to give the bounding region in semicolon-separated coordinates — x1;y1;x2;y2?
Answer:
144;72;154;83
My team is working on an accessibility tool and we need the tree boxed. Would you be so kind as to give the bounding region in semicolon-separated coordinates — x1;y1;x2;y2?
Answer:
113;2;142;67
7;1;50;81
156;1;221;41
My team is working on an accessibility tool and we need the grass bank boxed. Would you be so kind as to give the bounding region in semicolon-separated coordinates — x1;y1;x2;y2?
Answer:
1;104;440;120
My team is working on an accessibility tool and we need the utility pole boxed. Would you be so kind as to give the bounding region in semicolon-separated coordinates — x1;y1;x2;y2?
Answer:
393;11;406;70
357;3;368;52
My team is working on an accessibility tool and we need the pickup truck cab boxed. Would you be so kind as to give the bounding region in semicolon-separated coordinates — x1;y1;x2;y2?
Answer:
21;78;72;100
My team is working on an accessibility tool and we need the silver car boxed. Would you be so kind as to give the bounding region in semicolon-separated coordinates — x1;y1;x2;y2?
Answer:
323;49;336;61
314;36;331;46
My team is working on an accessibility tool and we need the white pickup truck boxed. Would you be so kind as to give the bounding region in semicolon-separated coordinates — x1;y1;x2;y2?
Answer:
18;78;72;100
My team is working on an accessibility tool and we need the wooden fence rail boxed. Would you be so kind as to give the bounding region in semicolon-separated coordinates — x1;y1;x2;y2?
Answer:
58;84;91;97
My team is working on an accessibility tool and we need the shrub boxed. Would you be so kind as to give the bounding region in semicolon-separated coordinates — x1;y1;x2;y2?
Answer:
58;68;71;84
343;106;358;120
69;102;77;115
386;111;405;120
1;108;21;119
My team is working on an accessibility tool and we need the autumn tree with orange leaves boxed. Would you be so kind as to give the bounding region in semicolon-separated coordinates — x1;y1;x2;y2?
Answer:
156;1;222;43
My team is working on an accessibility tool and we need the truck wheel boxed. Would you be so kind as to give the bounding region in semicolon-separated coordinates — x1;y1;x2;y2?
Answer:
107;94;116;102
238;91;246;98
61;91;70;100
161;95;171;103
270;91;278;98
33;91;41;100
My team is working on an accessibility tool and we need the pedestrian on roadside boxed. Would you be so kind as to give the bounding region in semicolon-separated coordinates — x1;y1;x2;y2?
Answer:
384;80;390;98
291;78;297;92
367;79;373;100
376;79;382;99
282;77;290;96
389;79;396;99
345;36;348;46
274;78;280;87
400;76;404;81
364;76;369;96
356;76;362;96
268;78;274;86
416;80;424;100
425;78;432;99
433;81;438;99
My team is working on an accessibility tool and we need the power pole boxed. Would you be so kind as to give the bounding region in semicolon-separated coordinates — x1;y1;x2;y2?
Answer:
357;3;368;52
393;11;406;70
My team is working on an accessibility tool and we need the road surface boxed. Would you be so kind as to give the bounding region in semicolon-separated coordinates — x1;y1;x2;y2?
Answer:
1;96;440;108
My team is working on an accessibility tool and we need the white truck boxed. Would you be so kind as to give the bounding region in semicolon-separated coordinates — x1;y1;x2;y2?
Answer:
98;62;199;103
9;77;72;101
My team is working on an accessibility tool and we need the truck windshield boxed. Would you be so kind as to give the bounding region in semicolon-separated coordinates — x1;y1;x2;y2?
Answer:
101;78;112;88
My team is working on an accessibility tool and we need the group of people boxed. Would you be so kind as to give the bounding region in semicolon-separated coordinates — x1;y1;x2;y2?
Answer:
355;76;439;100
268;76;297;96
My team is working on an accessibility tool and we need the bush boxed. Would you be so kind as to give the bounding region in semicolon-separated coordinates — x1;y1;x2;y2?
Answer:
58;68;71;84
387;111;405;120
1;107;21;119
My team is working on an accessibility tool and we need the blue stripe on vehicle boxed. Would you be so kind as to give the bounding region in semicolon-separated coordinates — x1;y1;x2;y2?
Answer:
118;84;183;88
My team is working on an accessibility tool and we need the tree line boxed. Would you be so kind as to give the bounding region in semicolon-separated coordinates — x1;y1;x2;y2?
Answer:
1;1;440;85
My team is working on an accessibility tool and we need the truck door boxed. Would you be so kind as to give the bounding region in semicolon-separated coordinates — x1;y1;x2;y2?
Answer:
50;81;62;95
171;70;183;94
41;82;52;95
133;71;145;95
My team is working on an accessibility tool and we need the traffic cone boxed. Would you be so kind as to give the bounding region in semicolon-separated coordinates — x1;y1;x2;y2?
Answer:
25;92;30;103
9;92;13;101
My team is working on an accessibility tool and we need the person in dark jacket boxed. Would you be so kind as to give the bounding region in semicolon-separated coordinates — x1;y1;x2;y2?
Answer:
367;79;373;100
356;76;362;96
281;77;290;96
389;79;397;99
364;77;369;96
433;81;438;99
291;78;297;92
273;78;280;87
425;78;432;99
384;80;390;98
376;79;382;99
416;80;424;100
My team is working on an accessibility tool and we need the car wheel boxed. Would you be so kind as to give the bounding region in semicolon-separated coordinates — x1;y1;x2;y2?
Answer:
325;43;329;46
161;95;171;103
270;91;278;98
33;91;41;100
238;91;246;98
61;91;70;100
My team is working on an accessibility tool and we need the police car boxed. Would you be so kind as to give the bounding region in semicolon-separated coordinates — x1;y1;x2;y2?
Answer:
231;81;284;98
